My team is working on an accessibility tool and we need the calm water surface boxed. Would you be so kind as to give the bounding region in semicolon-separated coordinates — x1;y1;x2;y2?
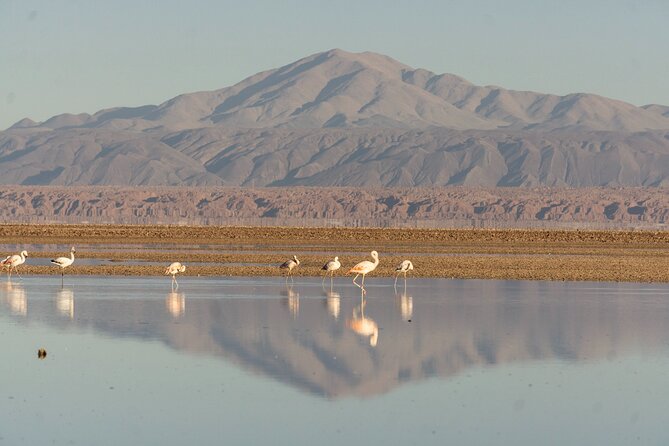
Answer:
1;276;669;445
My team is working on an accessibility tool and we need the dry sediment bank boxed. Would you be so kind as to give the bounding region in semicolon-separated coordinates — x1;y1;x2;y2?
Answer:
1;225;669;282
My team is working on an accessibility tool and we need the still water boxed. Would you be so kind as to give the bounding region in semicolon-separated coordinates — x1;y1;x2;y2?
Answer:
1;276;669;445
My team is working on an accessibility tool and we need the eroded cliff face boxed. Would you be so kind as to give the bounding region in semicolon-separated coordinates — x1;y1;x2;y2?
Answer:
0;186;666;228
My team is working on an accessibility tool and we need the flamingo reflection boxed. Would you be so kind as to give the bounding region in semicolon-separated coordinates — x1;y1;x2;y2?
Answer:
166;291;186;318
347;294;379;347
281;284;299;318
323;289;341;319
1;281;27;316
397;291;413;321
56;287;75;319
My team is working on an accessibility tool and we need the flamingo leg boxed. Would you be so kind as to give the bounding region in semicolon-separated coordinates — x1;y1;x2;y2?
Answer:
361;274;366;294
353;274;361;289
394;273;399;288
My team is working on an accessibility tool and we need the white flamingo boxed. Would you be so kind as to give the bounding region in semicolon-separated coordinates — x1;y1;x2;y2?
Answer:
165;262;186;288
321;256;341;285
51;247;75;282
394;260;414;287
280;255;300;282
1;250;28;279
349;251;379;293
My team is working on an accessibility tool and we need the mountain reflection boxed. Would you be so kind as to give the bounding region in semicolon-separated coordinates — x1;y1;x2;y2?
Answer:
2;279;669;399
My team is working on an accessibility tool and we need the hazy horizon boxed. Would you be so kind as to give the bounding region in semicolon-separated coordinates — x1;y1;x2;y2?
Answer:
2;0;668;129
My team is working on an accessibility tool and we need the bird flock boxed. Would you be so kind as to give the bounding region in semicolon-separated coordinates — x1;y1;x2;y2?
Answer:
1;247;414;291
2;247;77;284
285;251;414;293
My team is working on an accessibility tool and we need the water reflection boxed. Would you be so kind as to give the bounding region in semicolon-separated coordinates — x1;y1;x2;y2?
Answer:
281;284;299;318
2;280;26;316
323;289;341;319
347;295;379;347
55;287;75;319
166;291;185;318
396;292;413;321
2;278;669;400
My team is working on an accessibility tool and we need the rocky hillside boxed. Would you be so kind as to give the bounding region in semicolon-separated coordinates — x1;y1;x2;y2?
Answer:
0;186;667;228
2;49;669;187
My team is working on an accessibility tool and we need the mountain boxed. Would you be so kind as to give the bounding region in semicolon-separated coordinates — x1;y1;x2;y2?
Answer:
2;49;669;187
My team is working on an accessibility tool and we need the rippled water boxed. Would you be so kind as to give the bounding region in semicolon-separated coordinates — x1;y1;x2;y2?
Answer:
1;276;669;445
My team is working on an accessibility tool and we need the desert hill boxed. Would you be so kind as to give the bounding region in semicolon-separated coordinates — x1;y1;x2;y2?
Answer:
0;186;667;228
2;49;669;187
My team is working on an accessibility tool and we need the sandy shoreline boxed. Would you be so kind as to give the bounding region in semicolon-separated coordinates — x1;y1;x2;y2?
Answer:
1;224;668;282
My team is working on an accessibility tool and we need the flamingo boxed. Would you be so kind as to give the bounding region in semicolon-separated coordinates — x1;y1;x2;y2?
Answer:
165;262;186;288
348;251;379;293
1;250;28;279
280;255;300;282
394;260;414;287
321;256;341;285
51;247;75;283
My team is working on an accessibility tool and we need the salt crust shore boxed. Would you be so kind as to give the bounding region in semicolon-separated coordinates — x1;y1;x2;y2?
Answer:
1;225;668;282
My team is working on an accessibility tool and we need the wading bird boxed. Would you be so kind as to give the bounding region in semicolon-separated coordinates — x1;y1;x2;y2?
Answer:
51;247;75;283
321;256;341;285
280;255;300;282
349;251;379;293
165;262;186;289
394;260;414;288
1;250;28;279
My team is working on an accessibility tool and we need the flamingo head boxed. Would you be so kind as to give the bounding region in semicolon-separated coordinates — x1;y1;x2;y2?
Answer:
179;265;186;273
370;251;378;259
21;250;28;257
370;328;379;347
293;255;299;263
334;256;338;261
71;247;76;253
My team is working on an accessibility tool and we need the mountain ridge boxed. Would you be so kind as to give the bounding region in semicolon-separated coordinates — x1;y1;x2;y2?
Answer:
10;49;669;133
2;49;669;188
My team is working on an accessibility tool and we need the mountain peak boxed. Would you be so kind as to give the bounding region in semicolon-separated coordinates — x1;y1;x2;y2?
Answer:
9;49;669;134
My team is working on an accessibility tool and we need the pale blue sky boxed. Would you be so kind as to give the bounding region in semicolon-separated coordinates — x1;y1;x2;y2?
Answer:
1;0;667;129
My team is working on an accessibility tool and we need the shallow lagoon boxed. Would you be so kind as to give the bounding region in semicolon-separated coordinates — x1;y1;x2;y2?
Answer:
1;276;669;445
